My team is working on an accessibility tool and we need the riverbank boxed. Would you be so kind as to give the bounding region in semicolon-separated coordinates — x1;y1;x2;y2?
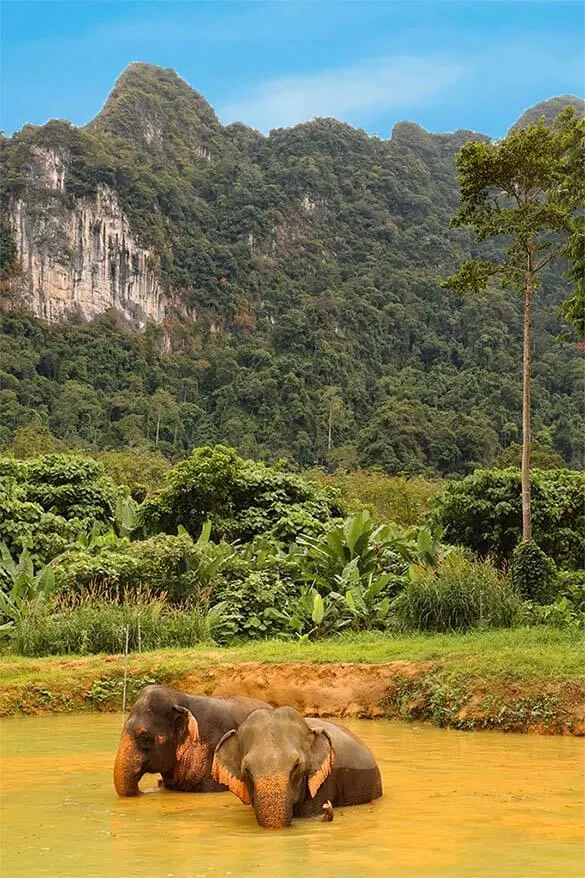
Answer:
1;628;583;733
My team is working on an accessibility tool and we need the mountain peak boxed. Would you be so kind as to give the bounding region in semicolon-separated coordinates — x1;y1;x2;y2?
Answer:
512;94;585;130
88;63;220;154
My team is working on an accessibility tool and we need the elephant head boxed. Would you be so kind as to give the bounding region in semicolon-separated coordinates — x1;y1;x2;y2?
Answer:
113;686;206;796
212;706;335;828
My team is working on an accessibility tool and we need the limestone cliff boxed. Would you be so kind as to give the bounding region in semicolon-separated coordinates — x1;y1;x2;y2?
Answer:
7;146;168;327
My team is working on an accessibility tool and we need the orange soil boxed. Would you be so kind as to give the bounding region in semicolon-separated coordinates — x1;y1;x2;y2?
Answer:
2;658;582;734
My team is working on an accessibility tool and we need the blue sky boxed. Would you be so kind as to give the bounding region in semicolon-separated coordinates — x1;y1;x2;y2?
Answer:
1;1;583;138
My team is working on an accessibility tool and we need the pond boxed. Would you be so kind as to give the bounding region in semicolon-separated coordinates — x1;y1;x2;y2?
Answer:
1;714;583;877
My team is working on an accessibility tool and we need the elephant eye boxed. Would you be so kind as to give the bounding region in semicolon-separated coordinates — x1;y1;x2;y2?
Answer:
291;760;301;776
136;730;154;749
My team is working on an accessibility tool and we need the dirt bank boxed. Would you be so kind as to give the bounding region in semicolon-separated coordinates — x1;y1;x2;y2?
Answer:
1;654;583;734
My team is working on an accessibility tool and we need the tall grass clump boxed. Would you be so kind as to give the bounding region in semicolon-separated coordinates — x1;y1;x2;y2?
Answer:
13;588;227;657
392;558;521;633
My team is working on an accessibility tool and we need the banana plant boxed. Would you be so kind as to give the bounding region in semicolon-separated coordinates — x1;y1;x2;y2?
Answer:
268;586;348;641
335;558;392;629
0;542;58;636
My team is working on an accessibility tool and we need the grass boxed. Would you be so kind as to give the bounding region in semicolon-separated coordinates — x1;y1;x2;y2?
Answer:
1;626;583;684
1;628;582;731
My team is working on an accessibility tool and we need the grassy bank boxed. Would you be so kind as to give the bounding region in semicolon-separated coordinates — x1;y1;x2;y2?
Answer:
1;628;583;733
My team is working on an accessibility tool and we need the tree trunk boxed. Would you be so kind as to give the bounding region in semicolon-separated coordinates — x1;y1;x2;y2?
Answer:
521;254;534;542
155;413;160;446
327;403;333;452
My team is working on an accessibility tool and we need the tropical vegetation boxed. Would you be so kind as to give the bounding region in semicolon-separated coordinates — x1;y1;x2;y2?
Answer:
0;447;582;657
1;67;583;475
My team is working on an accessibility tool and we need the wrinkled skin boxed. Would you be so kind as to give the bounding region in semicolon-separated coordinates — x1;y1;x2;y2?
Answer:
113;685;270;797
212;706;382;828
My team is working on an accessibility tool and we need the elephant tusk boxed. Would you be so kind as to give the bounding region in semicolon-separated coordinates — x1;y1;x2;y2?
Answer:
320;800;334;822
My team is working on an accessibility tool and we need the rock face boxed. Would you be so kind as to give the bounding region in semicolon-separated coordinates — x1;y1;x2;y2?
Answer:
8;147;167;327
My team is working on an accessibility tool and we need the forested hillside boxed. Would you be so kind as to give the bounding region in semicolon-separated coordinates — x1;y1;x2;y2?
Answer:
1;64;583;473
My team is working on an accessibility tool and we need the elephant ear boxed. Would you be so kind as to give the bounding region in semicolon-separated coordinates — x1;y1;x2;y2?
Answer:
212;729;251;805
307;728;335;799
172;704;199;758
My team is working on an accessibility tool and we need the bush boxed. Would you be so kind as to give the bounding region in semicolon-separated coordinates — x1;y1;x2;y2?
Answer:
392;558;522;632
510;540;558;604
0;453;119;565
519;598;584;630
12;454;118;521
13;590;228;656
434;468;585;567
138;445;343;542
53;532;232;603
96;450;171;501
307;468;443;527
556;569;585;612
0;485;82;567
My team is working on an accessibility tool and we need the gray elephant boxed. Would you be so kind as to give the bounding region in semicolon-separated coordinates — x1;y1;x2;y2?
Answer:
212;705;382;828
114;685;270;796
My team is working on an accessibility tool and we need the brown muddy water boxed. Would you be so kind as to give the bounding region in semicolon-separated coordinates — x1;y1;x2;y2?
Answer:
0;714;583;878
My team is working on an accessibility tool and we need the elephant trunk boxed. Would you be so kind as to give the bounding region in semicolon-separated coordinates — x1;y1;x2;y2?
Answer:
113;730;145;797
252;775;293;828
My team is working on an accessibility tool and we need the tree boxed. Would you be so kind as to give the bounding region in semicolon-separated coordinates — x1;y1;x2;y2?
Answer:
555;110;585;339
443;111;583;542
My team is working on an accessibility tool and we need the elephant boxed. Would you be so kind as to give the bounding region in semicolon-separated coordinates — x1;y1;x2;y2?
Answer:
113;684;270;797
212;705;382;828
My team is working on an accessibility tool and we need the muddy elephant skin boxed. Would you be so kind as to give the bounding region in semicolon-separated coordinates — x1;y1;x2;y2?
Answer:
212;705;382;828
113;685;270;797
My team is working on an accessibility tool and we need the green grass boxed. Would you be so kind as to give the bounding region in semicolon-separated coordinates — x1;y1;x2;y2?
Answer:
1;627;583;683
1;627;582;730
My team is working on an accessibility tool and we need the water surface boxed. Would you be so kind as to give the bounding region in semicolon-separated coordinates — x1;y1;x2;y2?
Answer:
1;714;583;877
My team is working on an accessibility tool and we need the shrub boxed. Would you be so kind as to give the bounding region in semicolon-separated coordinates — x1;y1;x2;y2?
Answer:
0;485;81;566
519;598;584;630
53;531;233;602
555;569;585;613
96;450;171;501
392;558;521;632
297;509;444;593
214;570;295;640
138;444;343;542
433;468;585;567
13;454;118;521
307;468;443;527
0;453;119;564
510;540;558;604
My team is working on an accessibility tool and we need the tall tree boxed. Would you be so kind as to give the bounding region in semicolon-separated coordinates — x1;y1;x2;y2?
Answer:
443;111;583;541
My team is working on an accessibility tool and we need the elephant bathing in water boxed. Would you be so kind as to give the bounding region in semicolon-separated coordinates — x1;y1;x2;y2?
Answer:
212;706;382;828
113;685;270;796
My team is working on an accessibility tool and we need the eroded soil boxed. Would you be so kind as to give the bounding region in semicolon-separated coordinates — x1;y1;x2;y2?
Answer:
1;656;583;734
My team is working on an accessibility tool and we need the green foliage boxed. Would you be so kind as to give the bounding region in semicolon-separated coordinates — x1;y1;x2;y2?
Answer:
96;450;171;501
138;445;342;542
297;508;443;592
434;468;585;567
0;453;118;565
53;529;232;603
336;562;392;630
0;454;117;522
510;540;558;604
443;112;582;298
1;82;583;474
306;468;442;527
0;543;58;637
13;590;228;656
393;558;521;632
0;439;581;653
519;597;584;630
493;442;566;470
556;569;585;612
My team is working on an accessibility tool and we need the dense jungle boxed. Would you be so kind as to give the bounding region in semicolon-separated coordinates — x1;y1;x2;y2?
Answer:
1;65;584;474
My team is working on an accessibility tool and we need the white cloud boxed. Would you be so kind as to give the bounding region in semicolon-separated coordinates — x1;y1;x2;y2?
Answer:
218;54;466;132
